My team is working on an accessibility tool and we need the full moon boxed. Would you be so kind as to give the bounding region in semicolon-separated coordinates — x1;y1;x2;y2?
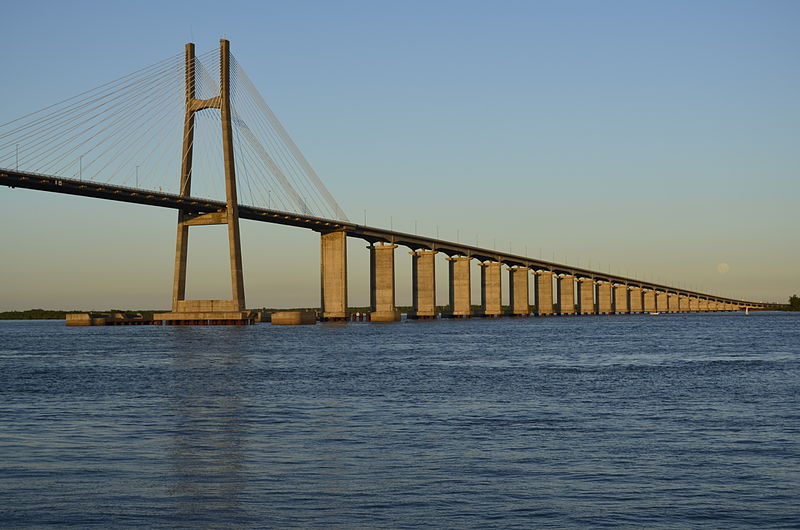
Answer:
717;263;730;274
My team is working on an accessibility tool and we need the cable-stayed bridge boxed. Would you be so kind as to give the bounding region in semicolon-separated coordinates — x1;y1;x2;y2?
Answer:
0;40;765;324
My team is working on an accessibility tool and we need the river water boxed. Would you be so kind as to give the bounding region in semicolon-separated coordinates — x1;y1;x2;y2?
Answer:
1;312;798;528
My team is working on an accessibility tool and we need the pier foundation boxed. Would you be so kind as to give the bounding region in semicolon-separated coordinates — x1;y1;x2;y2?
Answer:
668;293;679;313
613;284;629;314
597;281;612;315
478;261;502;317
644;290;656;313
444;256;472;318
408;249;437;319
657;291;668;313
629;287;643;313
369;243;400;322
534;270;554;316
557;274;575;315
577;278;594;315
321;230;348;320
507;266;530;316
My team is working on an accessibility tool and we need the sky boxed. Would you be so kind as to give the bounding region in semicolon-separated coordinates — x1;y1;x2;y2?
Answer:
1;0;798;310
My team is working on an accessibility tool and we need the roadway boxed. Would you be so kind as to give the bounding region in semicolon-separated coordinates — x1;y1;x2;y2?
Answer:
0;168;764;307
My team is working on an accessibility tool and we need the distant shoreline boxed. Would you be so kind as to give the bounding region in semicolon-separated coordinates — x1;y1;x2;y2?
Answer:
0;307;369;320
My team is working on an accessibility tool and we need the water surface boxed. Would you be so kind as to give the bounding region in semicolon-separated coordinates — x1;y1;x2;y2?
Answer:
1;313;798;528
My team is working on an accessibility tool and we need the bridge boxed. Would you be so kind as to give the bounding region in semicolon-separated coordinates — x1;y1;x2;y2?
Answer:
0;40;765;324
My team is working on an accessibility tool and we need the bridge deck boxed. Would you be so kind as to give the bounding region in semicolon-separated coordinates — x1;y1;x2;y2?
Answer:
0;168;762;307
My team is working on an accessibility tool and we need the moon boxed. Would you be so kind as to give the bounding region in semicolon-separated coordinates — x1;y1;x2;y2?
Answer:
717;263;730;274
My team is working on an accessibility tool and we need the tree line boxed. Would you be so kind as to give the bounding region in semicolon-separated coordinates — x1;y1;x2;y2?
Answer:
788;295;800;311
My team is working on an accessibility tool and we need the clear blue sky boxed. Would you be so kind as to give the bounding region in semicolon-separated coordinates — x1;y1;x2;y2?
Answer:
1;0;798;310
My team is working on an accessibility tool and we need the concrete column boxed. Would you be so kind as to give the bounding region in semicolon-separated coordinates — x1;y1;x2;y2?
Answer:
557;274;575;315
597;281;612;314
369;243;400;322
644;289;656;313
576;278;594;315
446;256;472;317
667;293;678;313
690;297;699;312
508;267;530;316
534;270;554;315
478;261;503;317
679;295;690;312
629;287;643;313
409;249;437;319
613;284;629;314
320;230;347;320
656;291;668;313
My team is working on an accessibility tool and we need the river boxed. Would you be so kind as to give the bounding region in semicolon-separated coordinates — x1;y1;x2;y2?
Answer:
1;312;798;528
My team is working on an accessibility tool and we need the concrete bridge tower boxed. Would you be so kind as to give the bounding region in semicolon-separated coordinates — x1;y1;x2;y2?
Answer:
156;40;251;325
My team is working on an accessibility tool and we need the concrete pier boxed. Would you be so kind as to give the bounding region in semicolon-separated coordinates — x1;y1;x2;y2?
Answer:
690;297;699;312
613;284;629;314
629;287;643;313
679;295;690;312
155;308;257;325
445;256;472;317
272;311;316;325
577;278;594;315
668;293;679;313
644;289;656;313
597;281;612;315
700;299;709;311
508;266;530;316
478;261;502;317
534;270;554;315
408;249;437;319
657;291;668;313
321;230;348;320
557;274;575;315
369;243;400;322
67;312;158;326
155;300;255;325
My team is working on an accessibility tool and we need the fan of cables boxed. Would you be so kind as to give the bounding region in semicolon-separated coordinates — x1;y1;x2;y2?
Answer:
0;43;348;222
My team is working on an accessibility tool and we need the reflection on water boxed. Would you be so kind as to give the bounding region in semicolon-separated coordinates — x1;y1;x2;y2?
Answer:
168;340;248;524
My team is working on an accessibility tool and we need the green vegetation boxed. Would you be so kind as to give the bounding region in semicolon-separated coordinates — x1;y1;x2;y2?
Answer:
0;309;70;320
0;309;160;320
788;295;800;311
